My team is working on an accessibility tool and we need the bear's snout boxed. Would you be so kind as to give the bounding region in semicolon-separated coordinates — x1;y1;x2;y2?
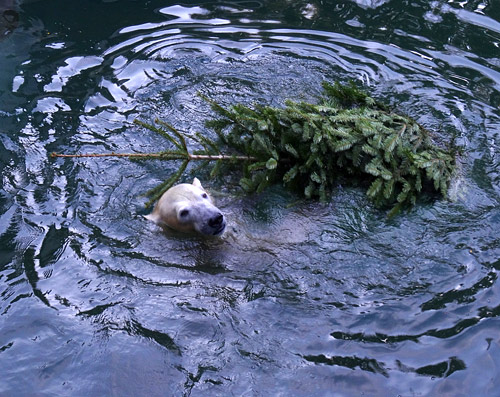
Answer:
209;213;224;228
206;212;225;236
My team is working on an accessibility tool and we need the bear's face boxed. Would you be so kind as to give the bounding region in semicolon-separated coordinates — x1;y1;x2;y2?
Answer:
147;178;226;236
174;190;226;236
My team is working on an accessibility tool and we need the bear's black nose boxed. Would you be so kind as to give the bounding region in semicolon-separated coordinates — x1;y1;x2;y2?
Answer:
209;213;223;228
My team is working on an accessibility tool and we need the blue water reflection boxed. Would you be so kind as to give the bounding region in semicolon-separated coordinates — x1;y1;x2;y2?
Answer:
0;0;499;395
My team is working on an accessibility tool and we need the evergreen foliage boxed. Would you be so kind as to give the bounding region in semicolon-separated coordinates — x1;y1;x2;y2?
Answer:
53;82;457;216
131;119;255;208
200;81;456;215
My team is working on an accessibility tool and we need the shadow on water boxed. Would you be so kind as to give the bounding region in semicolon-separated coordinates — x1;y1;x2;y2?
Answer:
0;0;500;396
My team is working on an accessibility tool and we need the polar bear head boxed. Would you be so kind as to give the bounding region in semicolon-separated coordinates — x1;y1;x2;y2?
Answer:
145;178;226;236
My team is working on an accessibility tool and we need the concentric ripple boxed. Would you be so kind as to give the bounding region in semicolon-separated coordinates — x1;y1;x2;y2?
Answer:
0;0;499;395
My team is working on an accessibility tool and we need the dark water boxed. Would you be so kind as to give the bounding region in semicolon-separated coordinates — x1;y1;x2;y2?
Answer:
1;0;499;395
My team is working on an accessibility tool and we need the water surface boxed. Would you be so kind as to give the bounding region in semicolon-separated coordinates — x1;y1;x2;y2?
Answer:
0;0;499;395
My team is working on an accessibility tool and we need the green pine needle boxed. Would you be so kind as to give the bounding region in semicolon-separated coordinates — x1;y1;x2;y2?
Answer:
132;81;456;216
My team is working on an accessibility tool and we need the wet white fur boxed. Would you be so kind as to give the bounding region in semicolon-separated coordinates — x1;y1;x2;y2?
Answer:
145;178;226;236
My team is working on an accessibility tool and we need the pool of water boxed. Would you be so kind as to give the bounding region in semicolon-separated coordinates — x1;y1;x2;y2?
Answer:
1;0;499;395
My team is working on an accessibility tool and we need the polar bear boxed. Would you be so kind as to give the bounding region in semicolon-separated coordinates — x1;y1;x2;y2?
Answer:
145;178;226;236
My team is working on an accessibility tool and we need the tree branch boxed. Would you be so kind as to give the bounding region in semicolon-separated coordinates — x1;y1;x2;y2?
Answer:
50;152;256;161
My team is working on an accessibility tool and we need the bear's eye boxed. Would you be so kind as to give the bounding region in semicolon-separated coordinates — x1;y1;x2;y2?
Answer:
179;209;189;218
201;193;208;199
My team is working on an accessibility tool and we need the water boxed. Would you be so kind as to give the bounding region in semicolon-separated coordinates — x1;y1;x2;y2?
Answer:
0;0;499;395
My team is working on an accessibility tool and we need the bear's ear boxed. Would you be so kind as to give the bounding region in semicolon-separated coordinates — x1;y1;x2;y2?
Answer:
192;177;203;188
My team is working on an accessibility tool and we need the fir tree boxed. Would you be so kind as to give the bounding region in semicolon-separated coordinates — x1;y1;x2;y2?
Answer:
52;82;457;216
201;81;456;215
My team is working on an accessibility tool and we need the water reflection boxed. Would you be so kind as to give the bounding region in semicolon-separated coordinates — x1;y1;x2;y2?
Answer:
0;0;499;395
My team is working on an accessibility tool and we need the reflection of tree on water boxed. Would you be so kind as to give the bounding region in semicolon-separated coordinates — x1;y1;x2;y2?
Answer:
0;0;19;40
